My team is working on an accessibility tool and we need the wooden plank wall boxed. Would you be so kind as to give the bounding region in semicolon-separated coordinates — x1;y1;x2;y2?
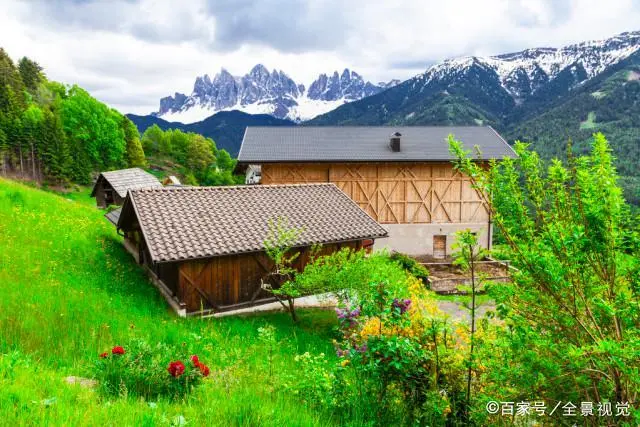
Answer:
177;241;361;312
261;162;489;224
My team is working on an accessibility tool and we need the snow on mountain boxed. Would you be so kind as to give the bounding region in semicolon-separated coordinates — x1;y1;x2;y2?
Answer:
415;30;640;100
155;65;398;123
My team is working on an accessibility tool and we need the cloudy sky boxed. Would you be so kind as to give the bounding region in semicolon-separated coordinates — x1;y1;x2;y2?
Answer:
1;0;639;114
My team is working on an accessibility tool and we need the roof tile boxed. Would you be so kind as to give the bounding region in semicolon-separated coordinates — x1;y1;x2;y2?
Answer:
121;184;388;263
238;126;516;162
93;168;163;198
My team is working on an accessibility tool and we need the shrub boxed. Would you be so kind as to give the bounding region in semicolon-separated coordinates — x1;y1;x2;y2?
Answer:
288;276;470;426
389;252;430;285
93;340;210;400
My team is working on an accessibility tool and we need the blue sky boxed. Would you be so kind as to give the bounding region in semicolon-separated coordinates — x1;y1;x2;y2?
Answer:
1;0;639;114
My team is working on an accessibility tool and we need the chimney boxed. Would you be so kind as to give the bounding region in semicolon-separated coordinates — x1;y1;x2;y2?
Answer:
389;132;401;152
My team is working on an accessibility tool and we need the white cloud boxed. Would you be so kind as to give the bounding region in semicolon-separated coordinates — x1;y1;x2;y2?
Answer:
0;0;638;114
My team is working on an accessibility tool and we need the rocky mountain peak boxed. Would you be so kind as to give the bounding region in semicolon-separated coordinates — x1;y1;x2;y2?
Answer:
155;65;392;122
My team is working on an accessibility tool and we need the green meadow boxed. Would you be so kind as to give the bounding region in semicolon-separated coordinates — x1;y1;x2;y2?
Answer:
0;178;338;426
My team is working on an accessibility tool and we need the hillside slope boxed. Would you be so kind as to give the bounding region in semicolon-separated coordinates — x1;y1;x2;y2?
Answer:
128;110;294;157
0;178;334;425
506;52;640;204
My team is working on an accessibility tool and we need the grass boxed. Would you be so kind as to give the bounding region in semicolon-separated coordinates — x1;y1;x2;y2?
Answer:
579;111;597;129
0;177;338;426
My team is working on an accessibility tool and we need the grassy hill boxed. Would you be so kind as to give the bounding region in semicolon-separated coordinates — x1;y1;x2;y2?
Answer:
0;178;336;425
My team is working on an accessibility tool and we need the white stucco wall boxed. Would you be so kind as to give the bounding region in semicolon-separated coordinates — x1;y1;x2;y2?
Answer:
374;222;493;256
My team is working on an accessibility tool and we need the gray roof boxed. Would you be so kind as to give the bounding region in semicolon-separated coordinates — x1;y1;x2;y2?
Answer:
118;184;387;263
104;207;122;225
91;168;163;198
238;126;516;163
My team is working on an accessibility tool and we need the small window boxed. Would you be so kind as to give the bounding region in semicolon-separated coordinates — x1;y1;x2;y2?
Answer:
433;235;447;259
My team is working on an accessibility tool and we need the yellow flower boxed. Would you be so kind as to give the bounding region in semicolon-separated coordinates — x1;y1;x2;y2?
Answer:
340;359;350;367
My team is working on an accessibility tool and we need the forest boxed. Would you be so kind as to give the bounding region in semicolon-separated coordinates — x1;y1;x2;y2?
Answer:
0;48;237;187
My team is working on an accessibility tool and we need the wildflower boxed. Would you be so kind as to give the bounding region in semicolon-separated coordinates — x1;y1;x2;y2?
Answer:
111;346;125;355
168;361;186;377
190;355;199;365
197;363;210;377
99;352;108;358
340;359;350;367
355;343;368;353
392;298;412;314
336;347;346;357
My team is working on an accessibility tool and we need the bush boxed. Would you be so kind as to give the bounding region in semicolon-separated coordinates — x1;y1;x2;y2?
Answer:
389;252;430;285
288;276;470;426
93;340;210;400
287;249;411;301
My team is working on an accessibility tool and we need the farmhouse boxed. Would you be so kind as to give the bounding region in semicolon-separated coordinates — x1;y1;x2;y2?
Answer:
116;184;387;315
237;126;516;257
90;167;162;208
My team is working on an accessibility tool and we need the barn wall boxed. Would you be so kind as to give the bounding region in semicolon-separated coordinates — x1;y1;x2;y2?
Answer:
93;181;124;208
261;162;490;224
261;162;491;256
177;241;362;313
374;223;493;256
94;184;107;208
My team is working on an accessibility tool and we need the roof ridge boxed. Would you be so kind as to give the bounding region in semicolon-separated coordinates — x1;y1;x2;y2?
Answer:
130;183;339;193
247;125;492;129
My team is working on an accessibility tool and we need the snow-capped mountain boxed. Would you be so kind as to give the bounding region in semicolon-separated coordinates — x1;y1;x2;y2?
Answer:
155;65;398;123
412;30;640;102
311;30;640;125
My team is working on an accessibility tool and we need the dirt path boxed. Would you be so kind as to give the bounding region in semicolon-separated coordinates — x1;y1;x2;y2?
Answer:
435;300;496;322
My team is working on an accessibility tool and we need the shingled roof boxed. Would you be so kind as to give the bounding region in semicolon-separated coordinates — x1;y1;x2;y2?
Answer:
117;184;387;263
91;168;162;198
104;207;122;226
238;126;516;163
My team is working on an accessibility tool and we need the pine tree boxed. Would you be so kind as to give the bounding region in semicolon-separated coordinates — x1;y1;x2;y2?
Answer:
0;126;7;175
17;57;44;93
42;109;71;182
0;49;26;111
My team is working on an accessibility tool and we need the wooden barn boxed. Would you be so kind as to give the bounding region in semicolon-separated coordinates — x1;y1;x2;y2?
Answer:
90;168;162;208
116;184;387;316
237;126;516;257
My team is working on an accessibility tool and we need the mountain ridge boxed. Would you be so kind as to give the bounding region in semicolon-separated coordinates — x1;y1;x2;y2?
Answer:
154;65;398;123
310;30;640;126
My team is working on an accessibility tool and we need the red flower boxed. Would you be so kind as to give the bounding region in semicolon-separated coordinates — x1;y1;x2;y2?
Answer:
111;346;125;355
190;355;199;365
198;363;210;377
168;361;185;377
99;352;108;358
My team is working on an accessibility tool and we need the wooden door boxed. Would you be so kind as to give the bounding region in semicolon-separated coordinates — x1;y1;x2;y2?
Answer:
433;235;447;259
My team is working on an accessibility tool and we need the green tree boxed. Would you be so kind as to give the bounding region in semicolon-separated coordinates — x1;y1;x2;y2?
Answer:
0;48;26;111
60;85;126;182
41;108;71;181
121;116;147;168
141;124;165;155
452;229;487;421
262;216;305;322
449;133;640;421
184;134;214;181
21;105;44;180
0;126;7;174
17;57;44;93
